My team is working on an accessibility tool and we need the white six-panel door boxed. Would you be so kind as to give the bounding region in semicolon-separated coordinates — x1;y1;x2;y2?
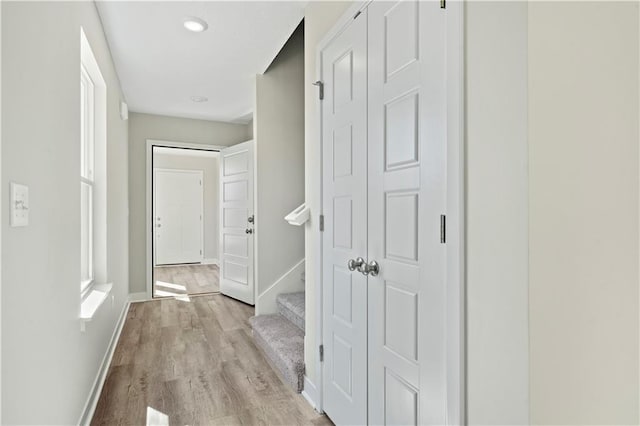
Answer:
367;1;447;424
220;141;255;305
321;11;369;426
321;2;447;425
154;169;203;266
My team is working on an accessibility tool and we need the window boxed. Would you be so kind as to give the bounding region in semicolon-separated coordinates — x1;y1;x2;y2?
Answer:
80;64;95;295
79;28;108;314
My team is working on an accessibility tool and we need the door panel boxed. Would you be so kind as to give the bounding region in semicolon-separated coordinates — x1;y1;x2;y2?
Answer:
154;170;203;265
220;141;255;304
321;10;368;426
321;3;447;424
368;2;447;425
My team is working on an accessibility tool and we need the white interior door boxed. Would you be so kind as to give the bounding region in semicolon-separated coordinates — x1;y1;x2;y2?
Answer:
219;140;255;305
367;2;447;424
154;169;203;265
321;11;368;426
321;2;448;425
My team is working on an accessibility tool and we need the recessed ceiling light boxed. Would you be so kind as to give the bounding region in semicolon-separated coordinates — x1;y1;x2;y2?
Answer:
183;17;208;33
191;96;208;103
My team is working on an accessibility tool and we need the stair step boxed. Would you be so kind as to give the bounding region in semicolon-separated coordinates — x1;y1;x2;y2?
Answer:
249;314;305;393
276;292;305;332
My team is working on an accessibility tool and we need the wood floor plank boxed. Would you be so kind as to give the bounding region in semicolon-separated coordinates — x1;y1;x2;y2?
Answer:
153;264;219;297
91;294;332;426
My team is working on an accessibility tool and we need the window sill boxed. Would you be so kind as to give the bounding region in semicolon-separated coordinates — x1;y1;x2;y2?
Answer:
80;283;112;324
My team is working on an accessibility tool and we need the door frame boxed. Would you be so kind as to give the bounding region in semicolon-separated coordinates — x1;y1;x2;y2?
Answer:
152;168;204;267
145;139;227;300
313;1;466;422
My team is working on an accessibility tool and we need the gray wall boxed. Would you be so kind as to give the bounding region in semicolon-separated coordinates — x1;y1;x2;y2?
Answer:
154;152;220;262
528;2;639;423
128;112;249;293
246;119;254;139
466;2;530;423
255;23;305;296
1;2;129;423
466;2;640;424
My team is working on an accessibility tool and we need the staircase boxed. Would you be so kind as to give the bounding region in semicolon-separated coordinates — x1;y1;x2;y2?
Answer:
249;292;305;392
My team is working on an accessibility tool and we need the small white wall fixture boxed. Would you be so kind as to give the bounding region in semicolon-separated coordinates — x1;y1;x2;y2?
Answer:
285;203;310;226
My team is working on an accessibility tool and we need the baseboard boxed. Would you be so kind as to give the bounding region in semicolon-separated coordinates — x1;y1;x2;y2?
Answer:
128;292;148;303
301;376;321;412
77;299;130;426
202;258;218;265
255;258;305;316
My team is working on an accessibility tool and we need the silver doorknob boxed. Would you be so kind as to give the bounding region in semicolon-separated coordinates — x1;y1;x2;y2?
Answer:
359;260;380;276
246;228;253;234
348;257;365;271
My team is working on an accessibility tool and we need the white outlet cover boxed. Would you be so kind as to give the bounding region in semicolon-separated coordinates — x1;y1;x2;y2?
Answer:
10;182;29;227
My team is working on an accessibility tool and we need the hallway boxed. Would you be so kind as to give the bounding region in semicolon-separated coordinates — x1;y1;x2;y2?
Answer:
92;295;331;425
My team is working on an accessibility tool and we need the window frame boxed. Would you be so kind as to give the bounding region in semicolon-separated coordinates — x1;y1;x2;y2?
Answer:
80;64;96;298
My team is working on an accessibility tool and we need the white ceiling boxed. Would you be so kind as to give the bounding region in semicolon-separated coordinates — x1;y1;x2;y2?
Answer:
96;1;306;123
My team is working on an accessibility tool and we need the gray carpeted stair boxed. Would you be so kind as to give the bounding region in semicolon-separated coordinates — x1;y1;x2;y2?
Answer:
249;313;305;392
276;292;305;331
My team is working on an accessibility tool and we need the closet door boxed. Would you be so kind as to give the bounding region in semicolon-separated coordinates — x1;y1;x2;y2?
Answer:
321;10;369;426
367;2;447;425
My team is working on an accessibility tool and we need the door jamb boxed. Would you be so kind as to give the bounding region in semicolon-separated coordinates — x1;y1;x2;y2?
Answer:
152;168;204;267
313;2;466;423
445;1;467;423
145;139;226;301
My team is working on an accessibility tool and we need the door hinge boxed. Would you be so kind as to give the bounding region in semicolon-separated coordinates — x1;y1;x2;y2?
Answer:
319;214;325;232
440;0;446;9
319;345;324;362
200;249;202;255
313;81;324;101
440;214;446;244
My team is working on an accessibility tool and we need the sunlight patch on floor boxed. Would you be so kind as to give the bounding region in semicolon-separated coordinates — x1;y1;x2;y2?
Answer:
154;289;189;300
155;280;186;291
146;407;169;426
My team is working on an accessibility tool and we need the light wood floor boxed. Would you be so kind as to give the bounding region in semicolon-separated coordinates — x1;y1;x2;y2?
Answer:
91;294;331;426
154;264;219;297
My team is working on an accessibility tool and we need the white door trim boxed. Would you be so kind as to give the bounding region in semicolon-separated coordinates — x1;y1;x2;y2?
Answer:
313;2;466;422
444;1;466;423
152;168;204;267
145;139;228;300
0;4;4;419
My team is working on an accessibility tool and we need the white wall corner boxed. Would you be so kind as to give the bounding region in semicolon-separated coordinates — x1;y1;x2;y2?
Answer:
301;376;320;412
255;259;305;316
128;292;148;304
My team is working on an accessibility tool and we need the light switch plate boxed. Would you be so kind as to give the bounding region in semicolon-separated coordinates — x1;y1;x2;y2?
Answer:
10;182;29;227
